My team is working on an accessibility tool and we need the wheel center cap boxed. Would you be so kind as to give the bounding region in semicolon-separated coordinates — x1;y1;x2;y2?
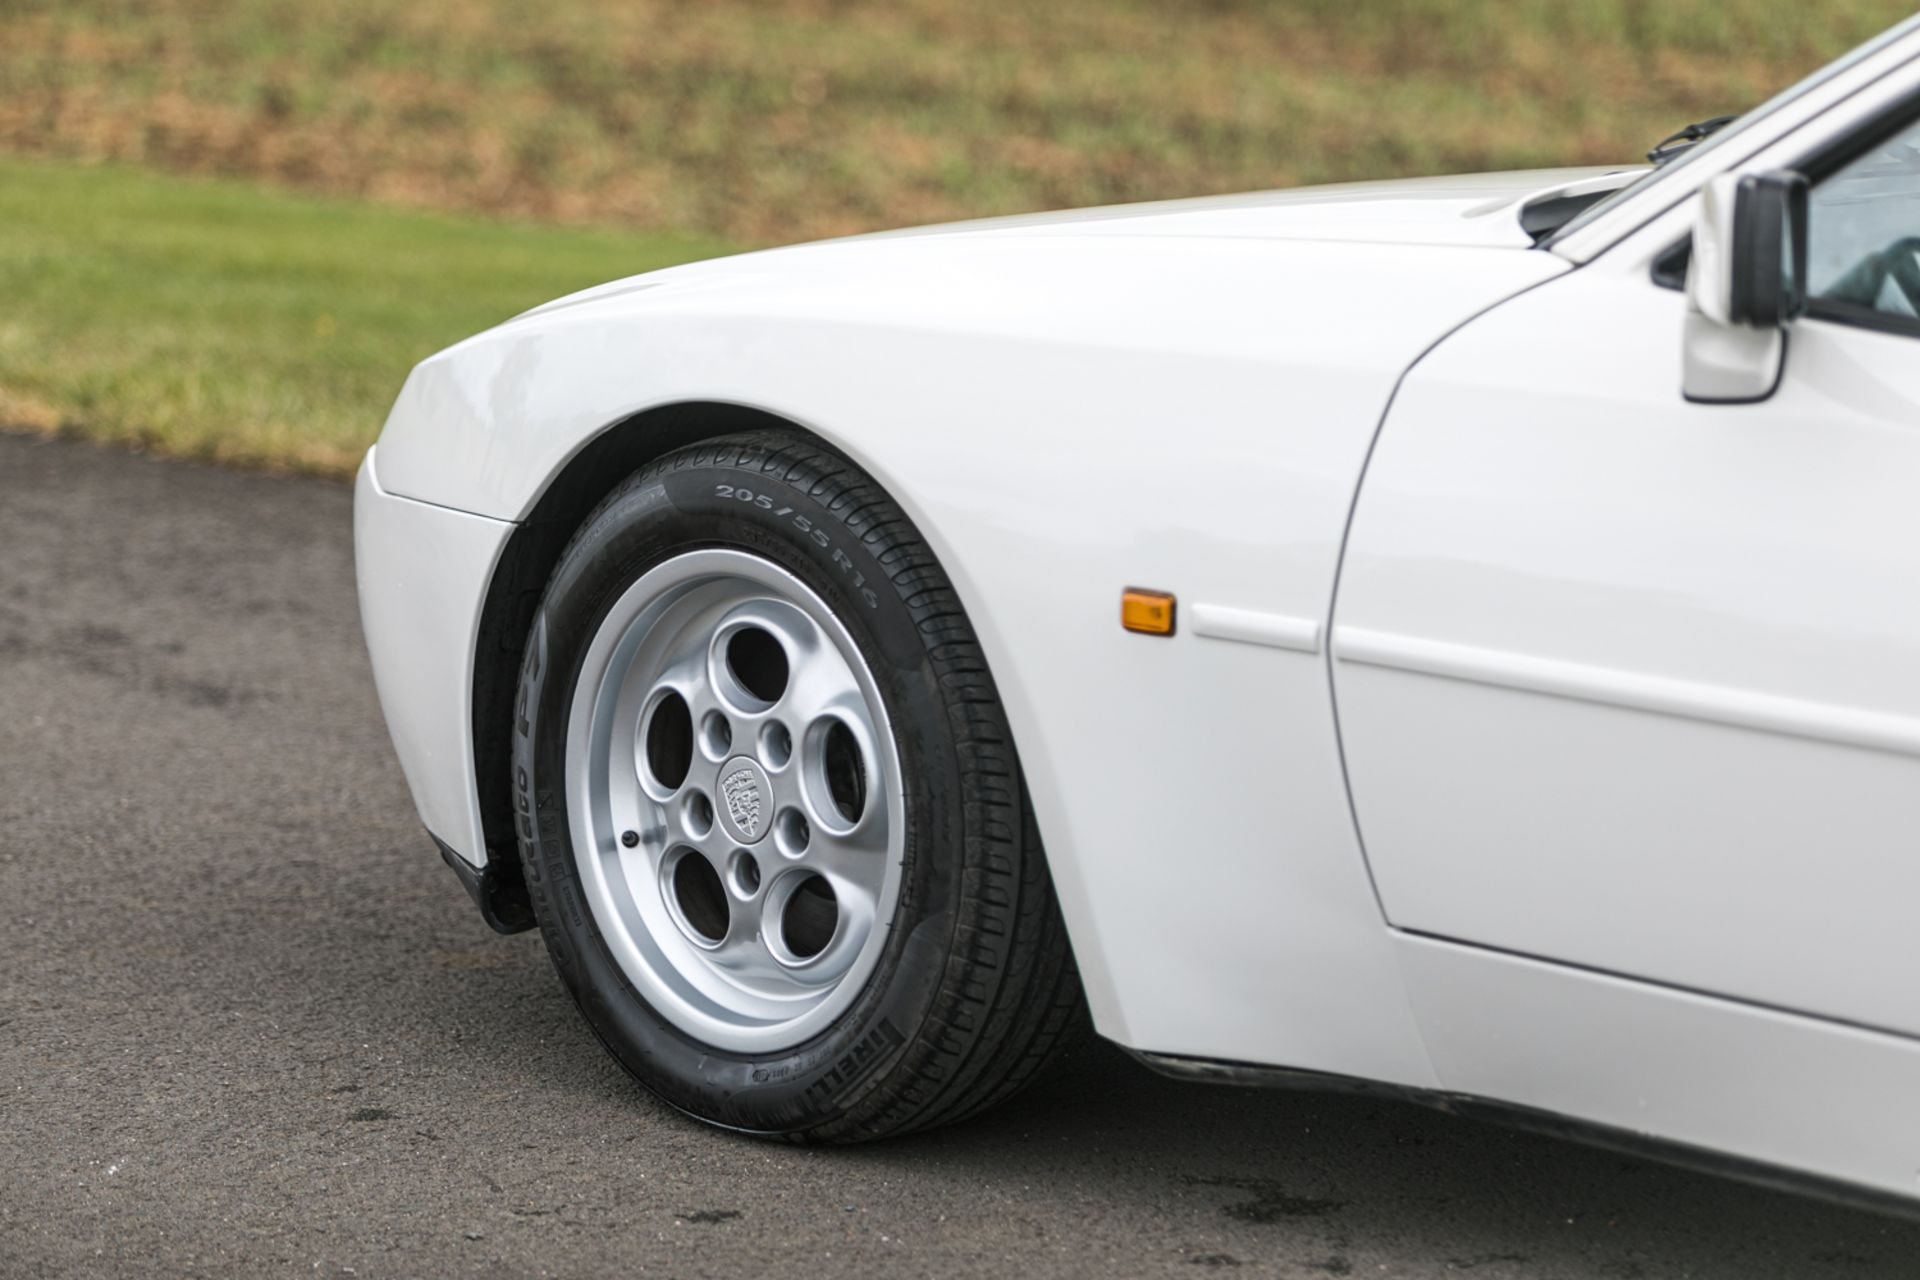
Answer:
717;755;773;845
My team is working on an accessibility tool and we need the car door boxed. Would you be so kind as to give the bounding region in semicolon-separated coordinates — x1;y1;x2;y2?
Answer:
1331;103;1920;1037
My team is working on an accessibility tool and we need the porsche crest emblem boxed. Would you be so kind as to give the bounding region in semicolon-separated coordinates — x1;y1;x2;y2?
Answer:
722;766;763;841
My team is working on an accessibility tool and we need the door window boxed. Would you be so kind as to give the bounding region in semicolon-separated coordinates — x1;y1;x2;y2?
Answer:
1809;114;1920;332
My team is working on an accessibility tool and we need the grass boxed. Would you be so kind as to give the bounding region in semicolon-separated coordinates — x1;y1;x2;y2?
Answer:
0;0;1910;473
2;0;1909;244
0;157;731;476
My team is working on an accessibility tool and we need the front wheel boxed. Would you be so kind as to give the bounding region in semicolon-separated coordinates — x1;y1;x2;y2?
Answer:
512;431;1085;1140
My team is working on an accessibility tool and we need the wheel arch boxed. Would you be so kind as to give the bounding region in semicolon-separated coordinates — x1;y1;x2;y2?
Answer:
466;401;858;926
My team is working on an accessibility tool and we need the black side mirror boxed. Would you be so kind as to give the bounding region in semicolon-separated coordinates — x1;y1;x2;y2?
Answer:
1727;171;1809;327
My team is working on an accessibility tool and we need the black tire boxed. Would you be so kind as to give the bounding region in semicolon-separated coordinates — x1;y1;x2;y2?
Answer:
511;430;1087;1140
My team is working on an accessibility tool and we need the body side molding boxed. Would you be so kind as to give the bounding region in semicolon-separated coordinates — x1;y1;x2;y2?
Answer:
1188;603;1320;653
1334;626;1920;759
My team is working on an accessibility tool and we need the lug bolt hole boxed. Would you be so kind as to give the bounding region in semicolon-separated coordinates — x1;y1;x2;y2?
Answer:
776;807;810;858
760;720;793;770
701;710;733;759
730;850;762;898
682;791;714;839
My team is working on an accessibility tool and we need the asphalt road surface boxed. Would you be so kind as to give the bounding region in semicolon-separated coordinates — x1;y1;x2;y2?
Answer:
6;431;1920;1279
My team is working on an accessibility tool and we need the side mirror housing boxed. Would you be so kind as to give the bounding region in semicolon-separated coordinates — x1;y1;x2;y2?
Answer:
1682;170;1809;403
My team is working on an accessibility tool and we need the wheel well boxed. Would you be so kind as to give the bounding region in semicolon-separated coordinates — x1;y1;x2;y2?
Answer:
467;402;830;915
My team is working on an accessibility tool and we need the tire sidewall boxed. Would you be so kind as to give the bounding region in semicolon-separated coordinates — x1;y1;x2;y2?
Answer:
514;444;963;1134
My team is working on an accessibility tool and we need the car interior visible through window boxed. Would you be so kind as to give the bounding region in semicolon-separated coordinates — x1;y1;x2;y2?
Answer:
1808;113;1920;332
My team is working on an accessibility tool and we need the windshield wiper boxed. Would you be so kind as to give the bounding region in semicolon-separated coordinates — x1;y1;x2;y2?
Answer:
1647;114;1739;165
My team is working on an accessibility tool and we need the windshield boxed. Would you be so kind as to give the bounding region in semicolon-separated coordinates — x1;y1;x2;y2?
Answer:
1548;13;1920;244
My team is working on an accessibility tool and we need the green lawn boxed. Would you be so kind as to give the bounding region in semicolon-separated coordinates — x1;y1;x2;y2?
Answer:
0;157;732;476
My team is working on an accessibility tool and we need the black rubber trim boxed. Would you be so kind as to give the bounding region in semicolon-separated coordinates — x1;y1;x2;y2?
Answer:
1127;1048;1920;1223
1726;171;1809;327
1650;237;1690;291
434;834;535;934
1518;188;1616;244
1808;294;1920;339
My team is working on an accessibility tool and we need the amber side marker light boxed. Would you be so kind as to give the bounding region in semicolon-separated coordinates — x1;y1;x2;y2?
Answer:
1121;588;1176;636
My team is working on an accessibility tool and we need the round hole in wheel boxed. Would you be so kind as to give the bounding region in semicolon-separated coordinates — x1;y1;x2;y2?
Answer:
729;849;762;898
644;690;694;791
683;790;715;839
780;874;836;960
670;850;729;944
726;626;789;704
823;720;866;824
775;806;810;858
760;720;793;769
701;710;733;758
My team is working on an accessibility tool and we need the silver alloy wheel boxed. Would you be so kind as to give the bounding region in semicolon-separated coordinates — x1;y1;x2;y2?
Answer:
565;548;905;1053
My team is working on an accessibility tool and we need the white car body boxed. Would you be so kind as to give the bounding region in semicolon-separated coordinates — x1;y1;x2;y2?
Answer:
357;20;1920;1205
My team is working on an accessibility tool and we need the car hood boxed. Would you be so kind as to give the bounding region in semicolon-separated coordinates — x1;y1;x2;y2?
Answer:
515;167;1634;324
854;166;1638;250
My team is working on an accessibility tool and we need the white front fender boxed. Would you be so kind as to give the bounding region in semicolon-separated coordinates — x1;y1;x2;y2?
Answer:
367;230;1563;1083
